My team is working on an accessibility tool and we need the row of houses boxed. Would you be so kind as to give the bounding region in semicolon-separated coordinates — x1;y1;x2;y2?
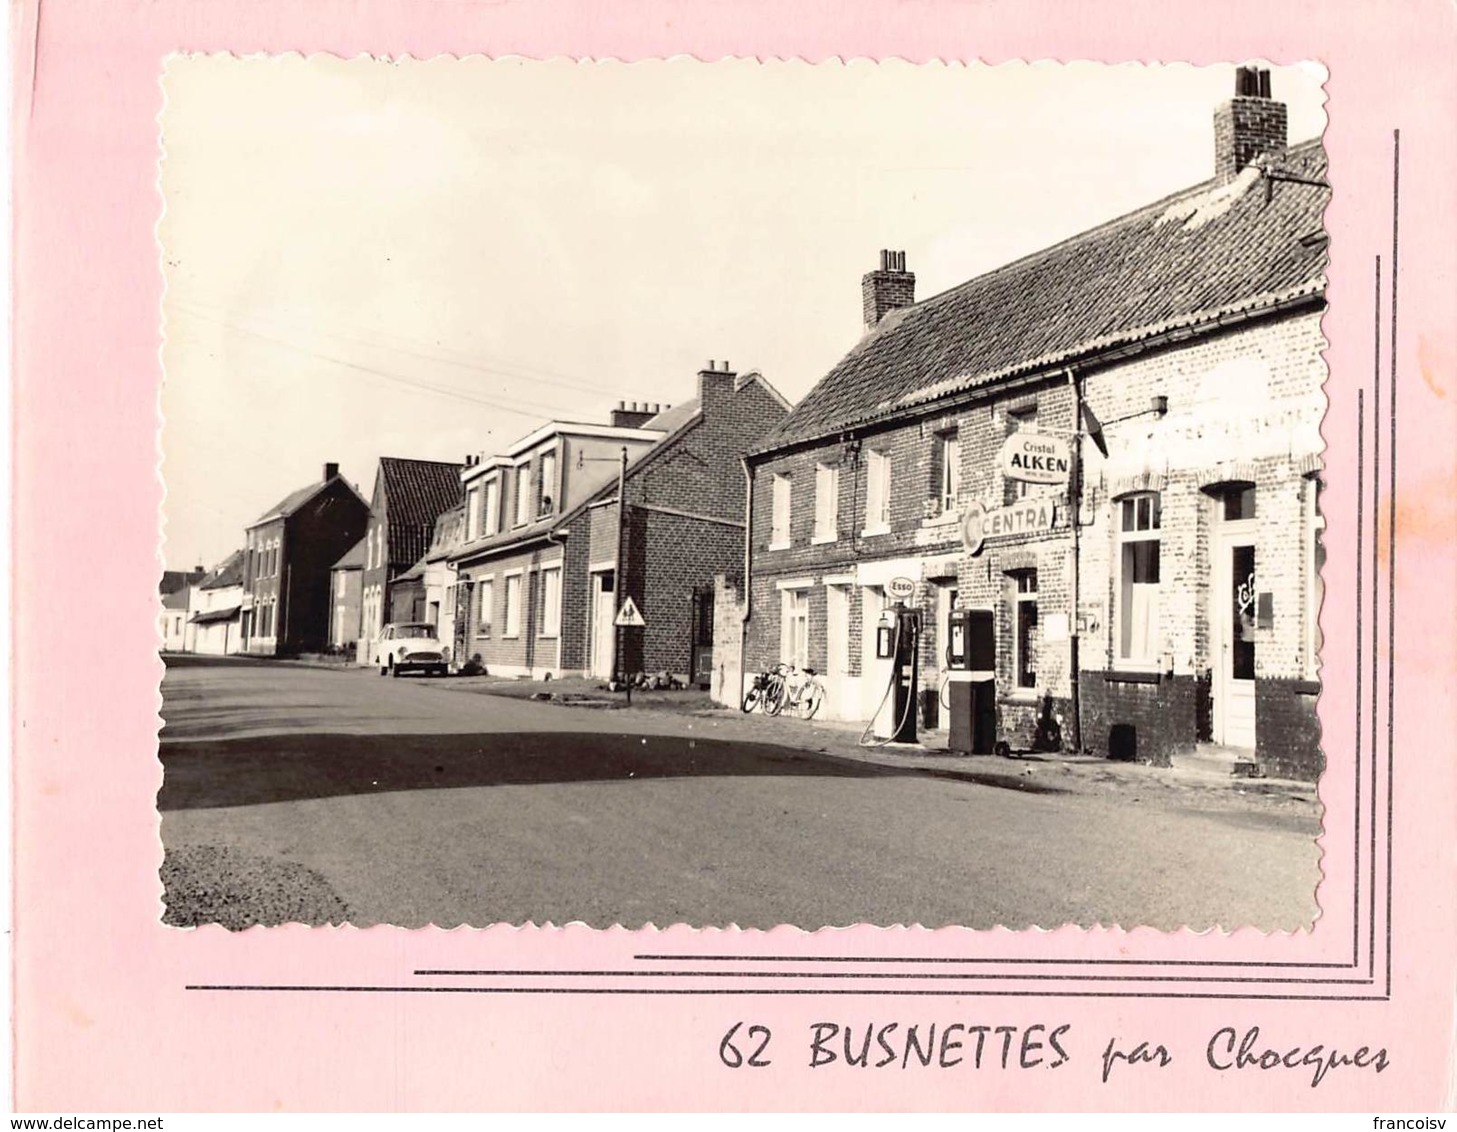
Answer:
162;69;1327;779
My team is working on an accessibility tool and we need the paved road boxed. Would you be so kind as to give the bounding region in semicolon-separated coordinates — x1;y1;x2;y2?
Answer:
159;657;1321;931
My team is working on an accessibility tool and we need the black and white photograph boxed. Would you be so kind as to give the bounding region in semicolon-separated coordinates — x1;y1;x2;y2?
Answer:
156;57;1329;932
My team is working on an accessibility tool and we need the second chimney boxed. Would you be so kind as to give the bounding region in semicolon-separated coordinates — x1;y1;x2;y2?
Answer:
862;249;915;331
610;399;657;429
323;462;339;481
1214;65;1288;183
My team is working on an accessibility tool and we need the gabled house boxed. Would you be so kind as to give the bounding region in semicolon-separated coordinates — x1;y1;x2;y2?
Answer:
328;537;366;652
357;457;464;658
242;462;370;656
190;550;246;655
449;364;789;681
740;67;1328;780
158;566;205;652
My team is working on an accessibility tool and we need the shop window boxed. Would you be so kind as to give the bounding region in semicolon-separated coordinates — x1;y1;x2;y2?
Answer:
477;577;494;636
865;450;892;534
1013;571;1039;689
771;473;792;548
814;463;839;542
503;574;521;637
934;430;959;515
781;587;810;669
1116;492;1161;665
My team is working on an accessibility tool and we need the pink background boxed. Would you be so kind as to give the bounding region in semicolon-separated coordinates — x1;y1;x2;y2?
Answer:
12;0;1457;1111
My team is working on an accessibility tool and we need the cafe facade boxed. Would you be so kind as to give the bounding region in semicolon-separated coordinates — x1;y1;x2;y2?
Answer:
739;74;1327;779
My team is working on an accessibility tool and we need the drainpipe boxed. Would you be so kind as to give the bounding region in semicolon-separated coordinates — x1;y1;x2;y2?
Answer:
1065;366;1084;755
739;456;755;700
613;446;628;686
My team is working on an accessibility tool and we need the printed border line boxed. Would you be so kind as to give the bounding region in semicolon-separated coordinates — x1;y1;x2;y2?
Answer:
188;133;1402;1005
183;985;1388;1001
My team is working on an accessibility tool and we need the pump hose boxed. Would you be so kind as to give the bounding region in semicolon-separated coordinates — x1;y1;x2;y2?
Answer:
858;620;920;748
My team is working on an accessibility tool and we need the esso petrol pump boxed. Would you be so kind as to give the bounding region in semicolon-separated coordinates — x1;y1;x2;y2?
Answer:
946;608;997;755
871;603;922;743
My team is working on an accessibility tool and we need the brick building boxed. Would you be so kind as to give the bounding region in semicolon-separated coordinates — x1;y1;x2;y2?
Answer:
241;463;369;656
357;456;464;659
738;68;1328;779
449;365;789;680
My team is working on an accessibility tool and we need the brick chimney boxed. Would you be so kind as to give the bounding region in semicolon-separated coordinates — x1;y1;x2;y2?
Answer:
697;359;737;416
862;249;915;330
610;401;659;429
323;462;339;481
1214;66;1288;183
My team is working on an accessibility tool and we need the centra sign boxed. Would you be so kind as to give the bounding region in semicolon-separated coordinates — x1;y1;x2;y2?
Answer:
961;498;1060;555
998;430;1072;485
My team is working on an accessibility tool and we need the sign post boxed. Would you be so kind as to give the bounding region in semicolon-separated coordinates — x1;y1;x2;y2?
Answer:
614;597;647;704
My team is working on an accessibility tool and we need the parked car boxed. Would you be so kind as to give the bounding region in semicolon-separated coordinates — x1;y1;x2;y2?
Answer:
373;622;448;677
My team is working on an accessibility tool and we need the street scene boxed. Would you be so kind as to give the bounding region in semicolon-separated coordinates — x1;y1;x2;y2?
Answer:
157;59;1329;930
159;655;1320;930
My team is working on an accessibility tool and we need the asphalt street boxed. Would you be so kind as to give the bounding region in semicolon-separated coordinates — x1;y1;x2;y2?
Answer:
159;656;1322;931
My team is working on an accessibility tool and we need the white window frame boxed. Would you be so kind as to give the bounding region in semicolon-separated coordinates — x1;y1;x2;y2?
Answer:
513;462;532;528
1007;406;1038;501
780;584;811;670
813;463;839;544
937;430;960;514
770;473;792;550
477;576;495;636
502;571;523;638
1115;492;1162;668
1012;569;1039;691
539;451;558;517
465;487;481;541
863;449;891;536
483;477;501;537
539;566;563;638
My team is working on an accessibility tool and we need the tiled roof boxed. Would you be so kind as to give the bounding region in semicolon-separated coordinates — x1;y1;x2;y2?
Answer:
331;537;367;571
379;457;464;570
758;141;1329;451
159;569;204;596
199;550;245;591
424;504;467;563
161;588;192;611
251;471;366;526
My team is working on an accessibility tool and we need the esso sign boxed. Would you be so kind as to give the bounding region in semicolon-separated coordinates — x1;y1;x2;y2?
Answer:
886;576;916;601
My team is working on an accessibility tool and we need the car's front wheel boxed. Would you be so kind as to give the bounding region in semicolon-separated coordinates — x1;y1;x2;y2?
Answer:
389;658;400;678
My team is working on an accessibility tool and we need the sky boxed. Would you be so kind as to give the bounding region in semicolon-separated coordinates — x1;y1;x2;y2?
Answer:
158;57;1326;570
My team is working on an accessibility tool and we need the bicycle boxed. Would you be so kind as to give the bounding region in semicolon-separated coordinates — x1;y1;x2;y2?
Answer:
741;665;787;715
780;666;826;720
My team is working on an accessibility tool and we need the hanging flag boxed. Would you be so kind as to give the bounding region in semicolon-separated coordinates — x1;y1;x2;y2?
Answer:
1081;402;1109;458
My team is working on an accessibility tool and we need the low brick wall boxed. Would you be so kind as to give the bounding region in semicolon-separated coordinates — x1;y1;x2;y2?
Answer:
998;694;1074;753
1080;672;1205;766
1255;678;1323;781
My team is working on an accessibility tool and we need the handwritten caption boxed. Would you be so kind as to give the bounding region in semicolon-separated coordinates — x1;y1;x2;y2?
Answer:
716;1022;1388;1089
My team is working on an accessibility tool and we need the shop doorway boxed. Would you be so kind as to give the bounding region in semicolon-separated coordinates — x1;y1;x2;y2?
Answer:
1212;510;1258;749
589;570;616;679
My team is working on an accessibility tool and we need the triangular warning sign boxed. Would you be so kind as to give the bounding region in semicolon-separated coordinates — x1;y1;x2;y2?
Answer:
614;597;646;628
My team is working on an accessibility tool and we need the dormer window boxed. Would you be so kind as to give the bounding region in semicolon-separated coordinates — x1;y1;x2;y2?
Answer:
514;462;532;527
539;451;558;517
